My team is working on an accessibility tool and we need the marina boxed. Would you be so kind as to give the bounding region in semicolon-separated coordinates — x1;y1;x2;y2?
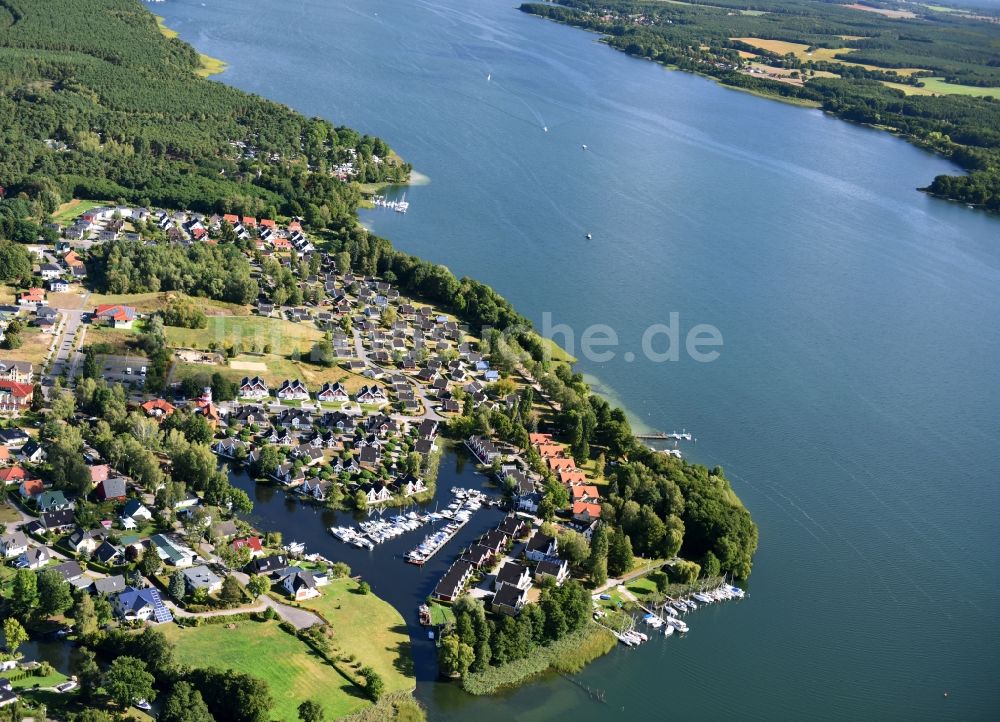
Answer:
405;488;487;565
372;193;409;212
329;487;487;553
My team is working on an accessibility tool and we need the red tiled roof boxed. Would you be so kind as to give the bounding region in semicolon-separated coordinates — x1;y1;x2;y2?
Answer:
259;219;276;228
572;501;602;518
89;464;110;483
0;465;28;482
0;381;33;399
233;536;263;553
20;288;45;301
141;399;176;416
20;478;44;496
241;216;257;227
223;214;239;224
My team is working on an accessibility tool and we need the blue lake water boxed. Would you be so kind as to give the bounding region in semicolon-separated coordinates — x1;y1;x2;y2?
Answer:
159;0;1000;719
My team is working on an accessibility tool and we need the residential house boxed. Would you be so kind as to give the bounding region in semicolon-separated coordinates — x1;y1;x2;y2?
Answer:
183;565;223;595
466;435;500;464
17;547;50;570
67;526;107;555
356;385;386;404
93;541;121;565
113;586;173;623
93;304;136;329
433;561;474;602
51;560;85;583
525;532;558;562
17;477;44;500
276;379;310;401
0;381;32;415
149;534;196;568
491;583;528;616
244;554;288;577
317;382;348;403
36;490;72;513
19;439;45;463
301;476;332;502
278;567;320;600
534;558;570;586
141;399;176;418
39;509;75;533
39;263;62;280
213;437;247;458
239;376;269;399
0;531;28;559
0;361;32;384
571;501;602;524
48;278;70;293
18;288;46;307
93;574;126;596
494;562;532;592
121;499;152;526
232;536;264;558
95;476;128;502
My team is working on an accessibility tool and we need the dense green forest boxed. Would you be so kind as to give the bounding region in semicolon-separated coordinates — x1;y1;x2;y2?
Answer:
0;0;410;224
520;0;1000;211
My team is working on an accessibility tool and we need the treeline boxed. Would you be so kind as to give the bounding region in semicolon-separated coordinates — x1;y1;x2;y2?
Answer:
0;0;409;226
437;583;592;679
520;0;1000;212
87;240;259;304
320;224;530;332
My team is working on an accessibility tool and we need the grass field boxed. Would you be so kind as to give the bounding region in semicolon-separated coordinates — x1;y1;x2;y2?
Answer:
163;619;368;721
0;502;22;525
86;324;141;355
47;292;86;310
732;38;927;75
914;77;1000;98
3;327;52;368
164;315;322;352
89;292;251;317
299;578;415;698
51;199;110;225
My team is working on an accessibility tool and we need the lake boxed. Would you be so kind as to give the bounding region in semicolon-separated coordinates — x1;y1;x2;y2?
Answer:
158;0;1000;719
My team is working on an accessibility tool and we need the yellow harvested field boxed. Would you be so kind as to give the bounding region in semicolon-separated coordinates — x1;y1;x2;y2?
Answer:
738;50;758;59
229;360;268;371
843;3;916;19
732;38;927;75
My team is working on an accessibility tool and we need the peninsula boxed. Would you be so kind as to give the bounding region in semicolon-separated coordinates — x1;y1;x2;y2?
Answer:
0;0;756;719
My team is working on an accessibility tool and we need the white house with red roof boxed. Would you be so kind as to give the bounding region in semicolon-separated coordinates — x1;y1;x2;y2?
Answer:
93;304;136;329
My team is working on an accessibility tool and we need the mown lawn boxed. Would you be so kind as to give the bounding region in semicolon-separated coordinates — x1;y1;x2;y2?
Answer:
162;619;368;721
299;578;415;697
51;199;110;225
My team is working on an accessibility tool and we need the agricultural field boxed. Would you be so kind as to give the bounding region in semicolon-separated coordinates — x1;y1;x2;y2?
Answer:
732;37;928;75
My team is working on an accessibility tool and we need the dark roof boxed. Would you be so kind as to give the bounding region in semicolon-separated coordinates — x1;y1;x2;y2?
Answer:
51;560;85;581
244;554;287;575
535;558;567;577
526;532;555;554
495;562;528;587
493;583;527;608
41;509;75;528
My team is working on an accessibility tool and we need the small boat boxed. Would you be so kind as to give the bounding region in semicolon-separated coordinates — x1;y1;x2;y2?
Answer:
581;144;588;150
585;233;592;240
487;73;491;81
663;624;674;637
543;126;548;132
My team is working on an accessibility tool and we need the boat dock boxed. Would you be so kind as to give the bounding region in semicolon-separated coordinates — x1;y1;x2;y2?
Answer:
635;430;693;441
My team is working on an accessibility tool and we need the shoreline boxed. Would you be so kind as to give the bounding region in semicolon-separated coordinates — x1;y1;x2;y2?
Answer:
156;14;228;78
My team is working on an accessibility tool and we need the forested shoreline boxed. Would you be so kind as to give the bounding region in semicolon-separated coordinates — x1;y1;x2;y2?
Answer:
520;0;1000;212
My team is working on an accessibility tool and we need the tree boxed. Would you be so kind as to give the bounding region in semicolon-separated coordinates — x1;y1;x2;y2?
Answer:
588;523;609;586
140;549;163;578
297;699;324;722
10;568;38;618
2;618;27;657
31;384;44;412
437;632;474;677
246;574;270;599
73;646;102;703
161;681;214;722
220;576;245;605
72;592;98;639
37;569;74;617
169;570;187;602
359;666;384;701
358;581;371;595
607;527;634;577
103;656;155;710
186;667;273;722
0;241;31;282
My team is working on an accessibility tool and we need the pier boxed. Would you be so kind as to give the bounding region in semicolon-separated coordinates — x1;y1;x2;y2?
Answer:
635;430;693;441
